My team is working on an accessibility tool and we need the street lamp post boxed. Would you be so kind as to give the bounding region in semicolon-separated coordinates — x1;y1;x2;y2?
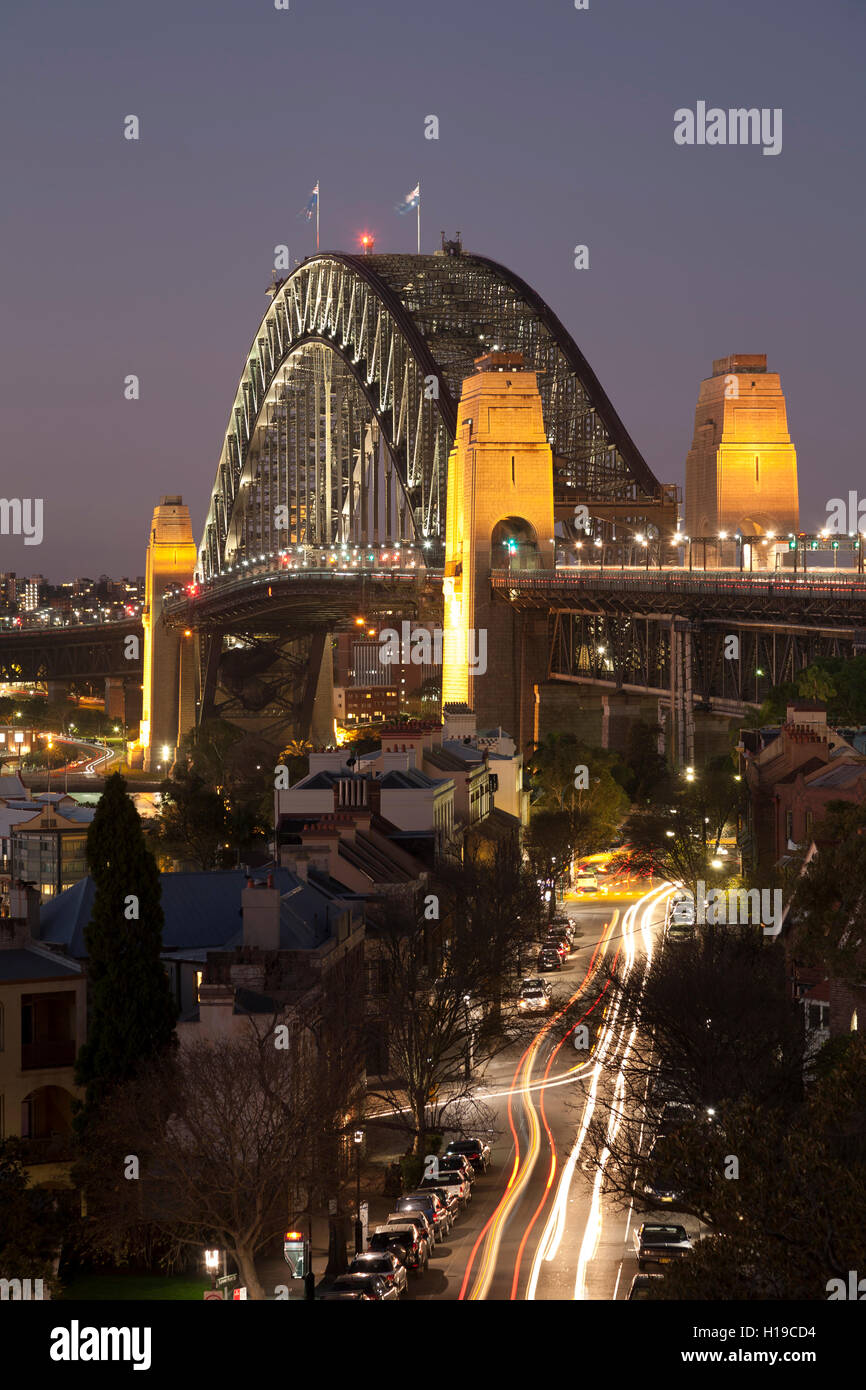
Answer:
353;1130;364;1254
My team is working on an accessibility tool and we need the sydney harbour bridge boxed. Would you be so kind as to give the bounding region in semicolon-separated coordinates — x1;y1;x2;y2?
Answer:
4;241;866;764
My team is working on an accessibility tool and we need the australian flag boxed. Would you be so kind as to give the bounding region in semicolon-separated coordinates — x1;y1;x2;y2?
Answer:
300;182;319;219
395;183;420;215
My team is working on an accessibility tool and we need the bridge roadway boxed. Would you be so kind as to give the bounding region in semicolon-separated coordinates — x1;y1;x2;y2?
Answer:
160;547;431;634
493;565;866;625
5;563;866;692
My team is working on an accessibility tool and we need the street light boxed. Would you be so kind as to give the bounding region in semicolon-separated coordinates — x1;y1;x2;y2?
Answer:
353;1130;365;1254
204;1248;220;1292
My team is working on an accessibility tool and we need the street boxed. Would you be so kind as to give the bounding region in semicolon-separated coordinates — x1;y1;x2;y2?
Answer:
400;881;679;1301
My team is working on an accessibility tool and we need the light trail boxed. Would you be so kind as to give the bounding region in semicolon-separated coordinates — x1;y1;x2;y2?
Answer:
524;883;673;1301
460;909;621;1301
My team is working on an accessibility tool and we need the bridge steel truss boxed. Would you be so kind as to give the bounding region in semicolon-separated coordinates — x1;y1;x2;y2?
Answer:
0;622;142;682
198;251;664;582
493;569;866;760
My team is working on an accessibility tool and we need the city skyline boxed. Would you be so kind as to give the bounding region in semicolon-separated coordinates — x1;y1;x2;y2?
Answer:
1;0;863;574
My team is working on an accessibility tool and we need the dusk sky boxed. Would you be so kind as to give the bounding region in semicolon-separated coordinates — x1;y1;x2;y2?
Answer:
1;0;863;578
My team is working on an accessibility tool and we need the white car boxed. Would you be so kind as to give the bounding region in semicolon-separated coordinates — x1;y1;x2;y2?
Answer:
518;986;551;1014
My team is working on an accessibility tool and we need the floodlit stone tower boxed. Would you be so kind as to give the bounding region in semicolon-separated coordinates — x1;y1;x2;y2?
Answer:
140;496;197;771
442;353;554;741
685;354;799;558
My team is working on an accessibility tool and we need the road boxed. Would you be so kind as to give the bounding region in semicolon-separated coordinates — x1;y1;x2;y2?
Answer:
406;880;675;1301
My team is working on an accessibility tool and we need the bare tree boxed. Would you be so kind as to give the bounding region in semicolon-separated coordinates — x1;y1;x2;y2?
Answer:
76;1017;350;1299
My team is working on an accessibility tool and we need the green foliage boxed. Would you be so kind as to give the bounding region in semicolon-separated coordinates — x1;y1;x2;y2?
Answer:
790;799;866;985
74;773;177;1130
154;771;228;870
0;1138;65;1286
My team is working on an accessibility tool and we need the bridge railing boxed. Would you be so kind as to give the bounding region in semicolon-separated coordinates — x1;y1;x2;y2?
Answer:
163;544;428;607
491;567;866;598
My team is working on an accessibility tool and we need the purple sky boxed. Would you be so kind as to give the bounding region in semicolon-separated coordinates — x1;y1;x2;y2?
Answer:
1;0;863;578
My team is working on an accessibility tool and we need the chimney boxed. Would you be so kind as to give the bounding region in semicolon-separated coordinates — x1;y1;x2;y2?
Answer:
241;879;281;951
1;883;40;948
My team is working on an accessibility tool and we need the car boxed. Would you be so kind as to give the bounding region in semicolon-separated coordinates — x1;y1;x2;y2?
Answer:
521;977;552;998
666;923;694;945
627;1273;664;1300
542;936;569;959
316;1286;373;1300
633;1223;693;1269
642;1138;682;1205
414;1175;464;1217
393;1191;451;1240
371;1223;429;1272
384;1210;437;1251
322;1272;400;1300
436;1153;475;1190
348;1250;408;1294
656;1102;696;1138
575;870;598;891
518;985;551;1014
444;1137;491;1172
537;947;563;972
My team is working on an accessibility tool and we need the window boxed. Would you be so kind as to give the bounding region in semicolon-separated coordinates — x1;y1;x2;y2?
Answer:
785;811;793;842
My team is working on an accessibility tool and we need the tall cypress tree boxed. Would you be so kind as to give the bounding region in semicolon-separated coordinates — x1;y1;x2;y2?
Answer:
74;772;177;1130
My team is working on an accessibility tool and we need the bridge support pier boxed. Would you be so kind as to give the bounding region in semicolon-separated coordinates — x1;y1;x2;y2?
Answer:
669;619;695;769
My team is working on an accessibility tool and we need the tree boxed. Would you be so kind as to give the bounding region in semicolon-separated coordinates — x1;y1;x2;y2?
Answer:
364;899;496;1154
75;1029;330;1300
74;772;177;1130
154;770;228;870
790;800;866;986
797;664;837;705
617;721;674;804
436;834;542;1027
0;1139;66;1291
614;766;743;903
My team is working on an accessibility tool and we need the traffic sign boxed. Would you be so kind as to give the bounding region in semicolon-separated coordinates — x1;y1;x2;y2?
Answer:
203;1291;223;1301
216;1272;237;1287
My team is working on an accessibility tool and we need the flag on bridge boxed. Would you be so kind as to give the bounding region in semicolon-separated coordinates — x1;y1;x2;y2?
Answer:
395;183;420;215
299;182;320;250
395;182;421;253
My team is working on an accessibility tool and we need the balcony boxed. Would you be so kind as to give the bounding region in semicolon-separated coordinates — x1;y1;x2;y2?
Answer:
21;1039;76;1070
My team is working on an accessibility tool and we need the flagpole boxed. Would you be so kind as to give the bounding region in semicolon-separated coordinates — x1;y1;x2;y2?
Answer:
416;181;421;255
316;182;320;252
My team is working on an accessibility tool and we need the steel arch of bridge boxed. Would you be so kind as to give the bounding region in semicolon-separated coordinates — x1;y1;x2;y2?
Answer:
198;251;662;581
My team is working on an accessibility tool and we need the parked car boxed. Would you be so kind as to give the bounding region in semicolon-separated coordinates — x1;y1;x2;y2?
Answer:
444;1137;491;1172
316;1286;373;1301
537;947;563;972
321;1272;400;1300
642;1137;682;1205
371;1223;429;1272
422;1159;471;1204
633;1223;693;1268
414;1177;462;1219
656;1102;696;1139
436;1153;475;1192
384;1209;436;1250
542;936;569;960
393;1191;451;1240
627;1273;664;1300
518;983;552;1014
348;1250;408;1294
521;977;552;997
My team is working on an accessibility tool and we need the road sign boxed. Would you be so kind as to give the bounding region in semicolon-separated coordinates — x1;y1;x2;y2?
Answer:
217;1272;237;1287
203;1291;223;1301
232;1287;248;1300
